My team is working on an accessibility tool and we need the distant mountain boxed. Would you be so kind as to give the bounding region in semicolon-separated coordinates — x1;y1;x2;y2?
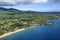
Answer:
0;7;60;14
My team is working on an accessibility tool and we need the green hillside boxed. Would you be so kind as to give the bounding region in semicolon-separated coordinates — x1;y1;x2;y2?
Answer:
0;7;60;35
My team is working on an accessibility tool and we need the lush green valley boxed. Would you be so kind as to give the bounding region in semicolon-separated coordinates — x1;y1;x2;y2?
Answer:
0;7;60;35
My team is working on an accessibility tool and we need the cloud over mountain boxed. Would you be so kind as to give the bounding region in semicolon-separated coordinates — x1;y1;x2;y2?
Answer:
0;0;48;6
0;0;60;6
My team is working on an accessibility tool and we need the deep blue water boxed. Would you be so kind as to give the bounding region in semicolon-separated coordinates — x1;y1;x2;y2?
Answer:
1;19;60;40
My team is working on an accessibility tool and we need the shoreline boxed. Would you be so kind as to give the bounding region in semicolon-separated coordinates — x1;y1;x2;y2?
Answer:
0;24;38;39
0;29;25;39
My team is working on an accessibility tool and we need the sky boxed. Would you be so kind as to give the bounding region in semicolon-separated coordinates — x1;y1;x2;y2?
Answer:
0;0;60;12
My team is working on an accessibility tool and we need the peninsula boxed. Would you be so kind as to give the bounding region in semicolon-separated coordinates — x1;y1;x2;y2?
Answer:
0;7;60;39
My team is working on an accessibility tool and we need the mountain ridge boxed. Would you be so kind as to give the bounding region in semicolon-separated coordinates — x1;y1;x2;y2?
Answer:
0;7;60;14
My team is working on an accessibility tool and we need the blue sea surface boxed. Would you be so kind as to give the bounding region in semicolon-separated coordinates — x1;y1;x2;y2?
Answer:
1;19;60;40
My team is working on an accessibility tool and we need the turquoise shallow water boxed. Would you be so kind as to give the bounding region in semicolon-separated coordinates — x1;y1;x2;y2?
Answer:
1;19;60;40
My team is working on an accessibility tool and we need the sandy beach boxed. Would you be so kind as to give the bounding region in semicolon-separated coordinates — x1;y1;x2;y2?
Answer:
0;29;25;39
0;24;37;40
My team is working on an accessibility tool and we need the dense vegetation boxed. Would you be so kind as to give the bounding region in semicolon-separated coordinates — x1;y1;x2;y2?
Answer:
0;7;60;35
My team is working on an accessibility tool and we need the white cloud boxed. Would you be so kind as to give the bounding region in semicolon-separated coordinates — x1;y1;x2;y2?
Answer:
0;0;16;5
0;0;60;6
33;0;48;3
0;0;48;6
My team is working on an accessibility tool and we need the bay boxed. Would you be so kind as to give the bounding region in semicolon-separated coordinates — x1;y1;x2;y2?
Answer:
1;19;60;40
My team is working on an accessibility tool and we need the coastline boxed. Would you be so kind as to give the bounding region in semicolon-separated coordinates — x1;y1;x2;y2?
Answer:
0;29;25;39
0;24;38;40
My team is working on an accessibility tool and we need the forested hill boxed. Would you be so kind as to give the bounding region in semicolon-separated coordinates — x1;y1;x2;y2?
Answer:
0;7;60;36
0;7;36;15
0;7;60;14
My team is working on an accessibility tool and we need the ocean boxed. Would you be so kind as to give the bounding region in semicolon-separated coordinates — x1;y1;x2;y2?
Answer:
1;19;60;40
